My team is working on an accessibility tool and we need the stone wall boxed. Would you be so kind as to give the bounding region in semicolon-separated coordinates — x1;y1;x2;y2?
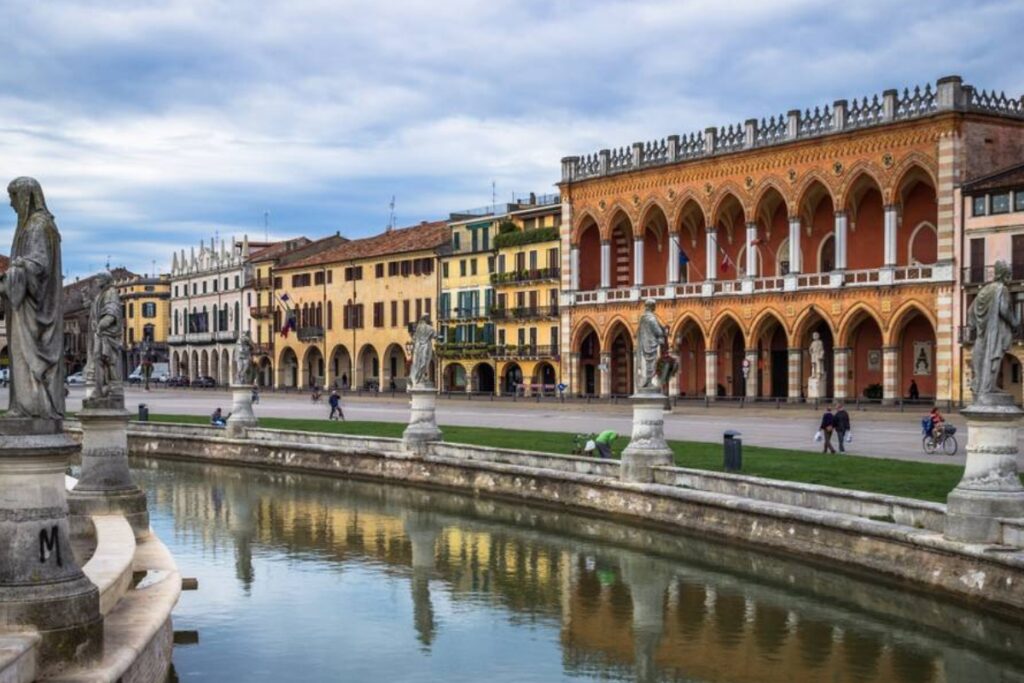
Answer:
123;422;1024;614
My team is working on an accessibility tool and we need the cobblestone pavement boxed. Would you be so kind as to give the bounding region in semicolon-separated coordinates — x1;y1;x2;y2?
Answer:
50;386;993;467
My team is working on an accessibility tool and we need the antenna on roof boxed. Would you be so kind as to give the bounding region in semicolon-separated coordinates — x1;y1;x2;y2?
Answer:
387;196;396;232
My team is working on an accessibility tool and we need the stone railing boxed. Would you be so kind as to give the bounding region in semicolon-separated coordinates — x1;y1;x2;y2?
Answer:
561;77;1023;182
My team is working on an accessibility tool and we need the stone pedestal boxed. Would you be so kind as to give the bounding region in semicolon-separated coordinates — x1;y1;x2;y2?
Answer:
621;393;674;483
68;405;149;539
946;393;1024;544
226;384;259;436
403;386;442;455
807;375;826;401
0;420;102;664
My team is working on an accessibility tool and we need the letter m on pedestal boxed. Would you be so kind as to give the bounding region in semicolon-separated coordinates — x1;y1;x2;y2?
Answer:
39;525;62;566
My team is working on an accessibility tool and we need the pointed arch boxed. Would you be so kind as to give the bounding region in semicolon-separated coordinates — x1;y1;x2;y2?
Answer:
601;316;635;351
885;300;937;347
836;303;886;348
908;221;938;265
751;176;792;220
572;208;602;245
708;310;747;349
836;161;886;212
637;197;672;237
791;304;836;347
604;204;635;241
887;154;938;205
670;312;708;346
709;183;750;228
749;307;788;346
794;171;837;224
668;189;710;231
572;318;601;351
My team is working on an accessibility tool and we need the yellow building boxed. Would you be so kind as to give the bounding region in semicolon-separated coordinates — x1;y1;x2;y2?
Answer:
117;274;171;370
272;221;449;390
439;195;562;395
491;200;562;394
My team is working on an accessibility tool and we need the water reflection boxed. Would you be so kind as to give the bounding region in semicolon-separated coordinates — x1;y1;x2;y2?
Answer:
134;458;1024;683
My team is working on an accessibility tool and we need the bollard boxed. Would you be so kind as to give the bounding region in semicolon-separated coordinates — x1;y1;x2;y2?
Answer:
723;430;742;472
138;403;149;421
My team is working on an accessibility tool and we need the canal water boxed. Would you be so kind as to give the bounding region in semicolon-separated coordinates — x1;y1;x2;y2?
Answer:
133;457;1024;683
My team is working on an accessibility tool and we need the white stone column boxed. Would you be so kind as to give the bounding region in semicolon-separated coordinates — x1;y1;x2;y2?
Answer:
634;237;644;286
834;211;848;270
668;359;680;396
570;246;580;290
882;346;899;405
883;205;898;267
599;352;612;397
600;241;611;288
788;347;802;402
568;352;581;395
833;347;851;401
744;348;758;400
745;222;758;278
667;235;680;283
705;350;718;401
706;229;718;281
788;217;801;274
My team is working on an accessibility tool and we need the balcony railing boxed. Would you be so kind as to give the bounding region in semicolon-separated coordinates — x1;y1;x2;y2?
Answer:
297;326;324;342
491;306;559;320
490;267;561;286
962;263;1024;285
250;305;275;318
252;278;274;291
252;343;274;357
438;307;492;321
494;344;559;359
437;342;494;359
216;330;239;342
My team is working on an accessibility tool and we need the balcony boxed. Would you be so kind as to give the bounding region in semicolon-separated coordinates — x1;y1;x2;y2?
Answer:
252;278;274;291
297;326;324;342
491;305;559;320
216;330;239;342
250;304;275;318
493;344;559;360
962;264;1024;287
437;341;494;359
490;267;561;287
438;306;492;322
252;343;274;357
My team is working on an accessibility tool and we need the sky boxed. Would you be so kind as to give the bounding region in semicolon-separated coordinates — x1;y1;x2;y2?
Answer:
0;0;1022;279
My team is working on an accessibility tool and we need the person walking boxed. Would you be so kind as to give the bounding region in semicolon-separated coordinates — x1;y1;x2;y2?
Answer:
833;403;851;453
908;379;920;401
328;390;344;421
819;406;836;454
251;383;260;405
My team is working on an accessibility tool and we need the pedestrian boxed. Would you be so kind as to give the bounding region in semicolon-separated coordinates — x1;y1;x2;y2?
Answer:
819;406;836;454
833;403;851;453
328;389;344;421
594;430;617;459
908;379;920;401
251;383;260;404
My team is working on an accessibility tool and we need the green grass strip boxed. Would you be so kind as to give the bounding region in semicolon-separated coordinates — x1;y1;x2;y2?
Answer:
146;413;984;503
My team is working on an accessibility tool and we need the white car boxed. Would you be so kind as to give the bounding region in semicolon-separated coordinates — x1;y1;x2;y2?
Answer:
66;372;86;385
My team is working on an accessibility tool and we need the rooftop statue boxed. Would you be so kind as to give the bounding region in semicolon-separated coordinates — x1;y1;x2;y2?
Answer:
0;177;65;420
409;316;436;389
967;260;1020;401
86;271;124;402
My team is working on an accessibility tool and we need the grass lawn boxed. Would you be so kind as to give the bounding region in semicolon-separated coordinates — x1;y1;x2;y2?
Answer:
147;413;974;503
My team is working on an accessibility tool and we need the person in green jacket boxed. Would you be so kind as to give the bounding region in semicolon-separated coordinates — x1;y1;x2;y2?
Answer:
595;430;617;459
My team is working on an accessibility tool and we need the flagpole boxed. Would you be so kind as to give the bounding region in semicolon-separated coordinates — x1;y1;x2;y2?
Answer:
671;233;704;281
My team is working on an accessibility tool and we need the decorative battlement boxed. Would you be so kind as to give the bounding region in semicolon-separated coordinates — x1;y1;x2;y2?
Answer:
561;76;1024;183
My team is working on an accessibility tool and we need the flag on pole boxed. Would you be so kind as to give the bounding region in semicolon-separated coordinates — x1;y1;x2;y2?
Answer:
279;293;297;338
678;248;689;267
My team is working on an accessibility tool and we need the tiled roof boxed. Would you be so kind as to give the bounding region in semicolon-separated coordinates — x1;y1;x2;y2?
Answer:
283;221;449;269
276;235;348;268
963;161;1024;193
248;237;313;263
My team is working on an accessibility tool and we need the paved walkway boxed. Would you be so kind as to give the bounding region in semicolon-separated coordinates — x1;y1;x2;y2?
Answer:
48;386;986;467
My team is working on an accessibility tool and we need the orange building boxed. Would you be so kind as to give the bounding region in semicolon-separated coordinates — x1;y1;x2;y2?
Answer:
558;76;1024;403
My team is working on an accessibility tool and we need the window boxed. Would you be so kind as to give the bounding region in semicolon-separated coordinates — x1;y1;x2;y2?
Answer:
128;302;134;318
482;230;490;251
327;301;333;329
342;304;364;329
174;286;178;297
1016;191;1024;212
459;260;466;277
192;283;197;295
227;277;232;290
422;258;434;275
388;261;399;276
425;297;431;319
400;260;411;277
344;266;364;281
375;263;384;278
415;299;422;320
291;273;312;287
992;192;1011;214
498;254;506;274
547;248;558;268
529;250;537;270
314;271;325;285
487;256;495;273
213;279;218;292
471;230;479;252
327;270;333;284
202;281;207;294
973;196;987;216
144;285;154;292
142;302;157;318
391;300;398;327
550;326;559;352
498;329;505;345
442;262;449;278
403;300;410;325
273;277;282;288
373;302;384;328
453;233;461;250
470;259;478;276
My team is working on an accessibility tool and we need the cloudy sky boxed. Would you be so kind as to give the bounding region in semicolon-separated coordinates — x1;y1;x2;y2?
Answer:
1;0;1022;278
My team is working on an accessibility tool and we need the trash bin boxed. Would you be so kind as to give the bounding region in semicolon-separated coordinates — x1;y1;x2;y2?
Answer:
723;430;742;472
138;403;149;422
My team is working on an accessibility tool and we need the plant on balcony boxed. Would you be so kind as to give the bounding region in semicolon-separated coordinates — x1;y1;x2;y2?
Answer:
498;219;517;235
494;226;559;249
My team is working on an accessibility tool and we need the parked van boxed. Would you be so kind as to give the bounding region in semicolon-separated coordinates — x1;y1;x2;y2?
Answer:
128;362;170;384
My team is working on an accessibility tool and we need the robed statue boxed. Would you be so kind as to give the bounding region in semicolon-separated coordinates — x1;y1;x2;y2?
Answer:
409;316;436;389
636;299;667;393
234;331;255;385
0;177;65;420
86;271;124;400
967;261;1020;399
809;331;825;380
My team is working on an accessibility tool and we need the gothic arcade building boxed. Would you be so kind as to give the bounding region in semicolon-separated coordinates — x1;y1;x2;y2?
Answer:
558;76;1024;403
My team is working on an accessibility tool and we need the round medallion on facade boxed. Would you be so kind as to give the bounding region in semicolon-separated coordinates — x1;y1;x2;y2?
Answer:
882;152;895;168
598;199;606;211
704;182;713;196
667;188;676;200
744;176;754;190
833;161;844;176
787;169;798;183
632;194;641;207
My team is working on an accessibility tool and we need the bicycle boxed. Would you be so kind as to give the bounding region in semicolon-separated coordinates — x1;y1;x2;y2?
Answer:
922;424;958;456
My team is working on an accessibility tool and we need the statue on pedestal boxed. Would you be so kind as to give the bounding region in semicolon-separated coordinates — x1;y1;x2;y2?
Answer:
86;271;123;402
0;177;65;420
636;299;667;393
409;316;436;389
967;261;1019;400
809;332;825;380
234;331;255;385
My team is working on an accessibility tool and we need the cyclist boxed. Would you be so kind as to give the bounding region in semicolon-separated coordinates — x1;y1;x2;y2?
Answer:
929;407;945;441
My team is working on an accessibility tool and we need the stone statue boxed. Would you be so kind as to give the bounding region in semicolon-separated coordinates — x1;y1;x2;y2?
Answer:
809;332;825;380
409;316;436;389
0;177;65;420
234;331;255;385
86;271;124;400
636;299;667;393
967;261;1020;399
